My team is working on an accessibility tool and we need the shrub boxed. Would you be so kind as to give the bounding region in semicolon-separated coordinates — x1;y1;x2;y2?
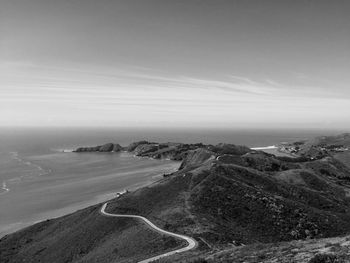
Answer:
308;253;345;263
188;259;208;263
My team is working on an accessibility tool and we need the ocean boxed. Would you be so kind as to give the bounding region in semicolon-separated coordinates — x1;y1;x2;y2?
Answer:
0;127;341;237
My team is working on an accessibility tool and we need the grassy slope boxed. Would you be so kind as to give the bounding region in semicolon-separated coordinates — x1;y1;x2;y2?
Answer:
335;152;350;169
191;163;350;244
155;234;350;263
107;152;350;246
0;203;184;263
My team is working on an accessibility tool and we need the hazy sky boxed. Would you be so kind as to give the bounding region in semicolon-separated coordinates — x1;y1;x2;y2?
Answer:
1;0;350;129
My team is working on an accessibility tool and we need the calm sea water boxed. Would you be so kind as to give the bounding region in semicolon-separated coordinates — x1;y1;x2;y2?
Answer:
0;127;342;237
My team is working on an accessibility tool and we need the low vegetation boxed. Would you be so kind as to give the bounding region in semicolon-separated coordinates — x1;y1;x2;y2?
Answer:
2;135;350;262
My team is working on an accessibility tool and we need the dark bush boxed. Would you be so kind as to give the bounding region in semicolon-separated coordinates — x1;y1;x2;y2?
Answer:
276;156;310;163
320;169;331;176
188;259;208;263
308;253;345;263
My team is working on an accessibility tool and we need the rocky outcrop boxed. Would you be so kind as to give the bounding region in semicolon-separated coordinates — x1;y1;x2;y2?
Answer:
74;146;101;152
74;143;123;153
112;144;123;152
133;144;159;156
126;141;151;152
99;143;114;152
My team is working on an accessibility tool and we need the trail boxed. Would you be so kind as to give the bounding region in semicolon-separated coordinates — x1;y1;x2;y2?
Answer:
100;202;197;263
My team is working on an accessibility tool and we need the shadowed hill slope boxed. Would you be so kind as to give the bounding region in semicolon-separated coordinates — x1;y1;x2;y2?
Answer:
0;204;184;263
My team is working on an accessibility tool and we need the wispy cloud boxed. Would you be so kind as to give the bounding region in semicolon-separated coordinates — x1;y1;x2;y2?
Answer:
1;61;349;127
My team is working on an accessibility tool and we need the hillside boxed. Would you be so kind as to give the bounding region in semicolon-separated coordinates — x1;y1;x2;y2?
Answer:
1;136;350;262
155;234;350;263
278;133;350;159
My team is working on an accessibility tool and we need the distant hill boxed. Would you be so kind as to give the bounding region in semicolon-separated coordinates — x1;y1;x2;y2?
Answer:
277;133;350;160
1;135;350;262
308;133;350;147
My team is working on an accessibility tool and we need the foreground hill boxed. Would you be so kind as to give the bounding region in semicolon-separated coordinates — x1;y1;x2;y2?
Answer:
1;137;350;262
156;233;350;262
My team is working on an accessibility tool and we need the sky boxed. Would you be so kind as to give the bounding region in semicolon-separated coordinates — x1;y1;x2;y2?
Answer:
1;0;350;129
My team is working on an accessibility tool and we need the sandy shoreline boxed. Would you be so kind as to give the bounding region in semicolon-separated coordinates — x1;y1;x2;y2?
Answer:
251;145;278;150
251;145;297;157
0;153;180;238
0;169;177;238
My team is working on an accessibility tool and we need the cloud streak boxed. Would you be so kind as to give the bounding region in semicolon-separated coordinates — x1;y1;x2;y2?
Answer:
1;61;349;128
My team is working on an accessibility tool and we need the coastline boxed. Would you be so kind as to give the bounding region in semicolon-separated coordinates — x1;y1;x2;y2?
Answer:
1;140;296;238
0;152;180;238
0;168;178;238
250;145;278;150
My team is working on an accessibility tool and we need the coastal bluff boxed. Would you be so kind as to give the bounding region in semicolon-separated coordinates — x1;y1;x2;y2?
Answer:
74;143;123;152
73;141;251;163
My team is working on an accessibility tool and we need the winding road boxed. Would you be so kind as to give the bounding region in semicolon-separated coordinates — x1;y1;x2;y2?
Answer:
100;202;197;263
